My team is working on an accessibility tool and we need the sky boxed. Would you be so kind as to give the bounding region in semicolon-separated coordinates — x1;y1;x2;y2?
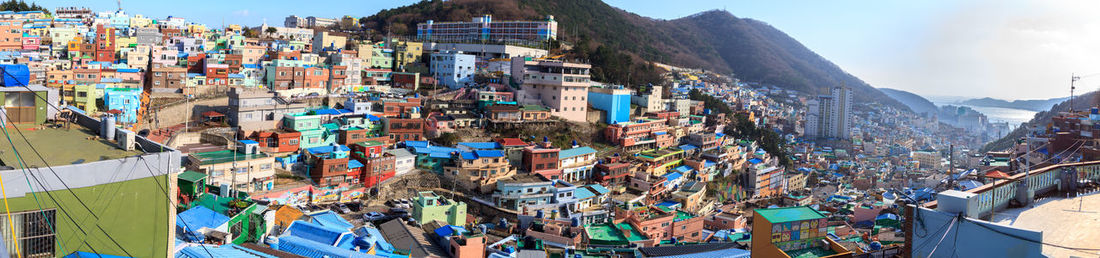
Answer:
32;0;1100;100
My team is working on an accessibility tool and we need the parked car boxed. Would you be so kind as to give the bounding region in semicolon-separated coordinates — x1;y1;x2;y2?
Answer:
363;212;386;221
337;203;352;214
389;208;409;216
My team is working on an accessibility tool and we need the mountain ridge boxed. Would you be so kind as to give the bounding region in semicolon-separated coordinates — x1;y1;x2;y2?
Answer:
879;88;938;115
360;0;910;111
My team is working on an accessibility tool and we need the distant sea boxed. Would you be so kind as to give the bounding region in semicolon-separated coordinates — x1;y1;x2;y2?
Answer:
930;99;1037;127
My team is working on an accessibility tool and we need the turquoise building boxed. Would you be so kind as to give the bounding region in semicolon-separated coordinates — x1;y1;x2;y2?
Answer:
588;85;633;124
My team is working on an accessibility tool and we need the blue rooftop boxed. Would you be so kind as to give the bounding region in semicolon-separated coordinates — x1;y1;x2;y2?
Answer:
675;165;693;173
283;220;354;247
239;140;259;145
308;210;356;232
404;141;429;149
177;244;276;258
586;184;610;195
177;206;229;233
748;158;763;164
678;144;698;151
276;235;378;258
307;145;351;155
458;142;502;150
348;159;364;169
314;108;344;115
573;187;596;200
559;147;597;159
459;150;504;160
665;172;683;182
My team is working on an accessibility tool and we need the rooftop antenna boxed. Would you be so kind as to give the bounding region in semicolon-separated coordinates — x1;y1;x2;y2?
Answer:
116;0;122;13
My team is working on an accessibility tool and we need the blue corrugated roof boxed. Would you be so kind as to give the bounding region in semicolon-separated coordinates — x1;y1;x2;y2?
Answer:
314;108;343;115
653;131;667;135
665;172;683;182
308;210;356;232
405;141;429;149
65;252;131;258
458;142;501;150
177;206;229;232
307;145;351;155
678;144;698;151
675;165;693;173
348;159;364;169
573;187;596;200
460;150;504;160
586;184;610;195
284;220;351;246
276;235;379;258
559;147;597;159
239;140;258;145
748;158;763;164
177;244;277;258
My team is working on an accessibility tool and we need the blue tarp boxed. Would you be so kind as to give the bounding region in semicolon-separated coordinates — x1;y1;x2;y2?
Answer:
176;206;229;233
0;64;29;87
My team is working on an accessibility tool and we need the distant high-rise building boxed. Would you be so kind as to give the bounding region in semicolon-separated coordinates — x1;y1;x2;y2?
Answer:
284;15;304;28
805;86;852;139
417;15;558;42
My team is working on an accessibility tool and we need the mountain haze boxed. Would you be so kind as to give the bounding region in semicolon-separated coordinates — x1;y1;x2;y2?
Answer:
880;88;938;115
360;0;909;111
959;97;1069;112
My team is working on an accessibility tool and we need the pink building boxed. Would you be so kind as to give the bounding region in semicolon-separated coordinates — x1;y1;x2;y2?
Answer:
21;36;39;51
512;59;592;122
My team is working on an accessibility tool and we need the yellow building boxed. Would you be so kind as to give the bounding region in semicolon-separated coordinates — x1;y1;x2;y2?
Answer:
387;38;423;69
751;206;852;258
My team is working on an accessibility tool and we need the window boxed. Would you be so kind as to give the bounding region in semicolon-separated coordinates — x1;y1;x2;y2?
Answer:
230;222;242;239
0;209;56;257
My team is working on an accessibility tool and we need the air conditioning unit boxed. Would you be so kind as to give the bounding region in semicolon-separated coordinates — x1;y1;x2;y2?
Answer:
116;129;136;151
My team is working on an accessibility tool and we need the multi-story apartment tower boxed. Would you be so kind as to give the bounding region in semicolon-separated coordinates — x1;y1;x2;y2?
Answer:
805;86;852;139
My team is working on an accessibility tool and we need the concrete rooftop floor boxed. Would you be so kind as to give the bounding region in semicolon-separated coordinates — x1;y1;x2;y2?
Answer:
991;191;1100;258
0;126;141;168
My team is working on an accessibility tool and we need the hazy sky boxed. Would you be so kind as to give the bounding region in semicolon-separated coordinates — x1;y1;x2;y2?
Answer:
33;0;1100;100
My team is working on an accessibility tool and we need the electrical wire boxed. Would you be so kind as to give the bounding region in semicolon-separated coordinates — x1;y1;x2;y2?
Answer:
924;216;957;258
131;144;216;258
0;70;136;256
0;119;64;256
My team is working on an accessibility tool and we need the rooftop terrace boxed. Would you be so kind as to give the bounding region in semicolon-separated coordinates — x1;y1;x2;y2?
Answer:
0;127;141;168
756;206;826;224
192;150;269;164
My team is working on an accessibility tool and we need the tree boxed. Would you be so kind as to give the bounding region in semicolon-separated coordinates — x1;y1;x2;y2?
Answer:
264;27;277;35
436;132;459;146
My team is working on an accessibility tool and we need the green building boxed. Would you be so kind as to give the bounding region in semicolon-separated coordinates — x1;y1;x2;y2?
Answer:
0;110;180;257
412;191;467;226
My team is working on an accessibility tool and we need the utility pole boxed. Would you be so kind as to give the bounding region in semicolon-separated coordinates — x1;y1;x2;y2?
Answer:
1071;73;1080;113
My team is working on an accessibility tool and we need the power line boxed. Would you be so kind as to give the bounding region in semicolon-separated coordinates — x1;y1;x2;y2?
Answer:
0;113;125;257
0;69;139;256
131;144;216;258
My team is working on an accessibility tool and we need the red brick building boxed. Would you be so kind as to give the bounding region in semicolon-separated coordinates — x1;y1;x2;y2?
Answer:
522;138;561;180
94;24;116;62
248;131;301;153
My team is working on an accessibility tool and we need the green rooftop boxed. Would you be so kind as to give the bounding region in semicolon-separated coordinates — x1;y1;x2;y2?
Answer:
178;171;207;183
674;211;694;221
756;206;826;224
192;150;269;164
785;247;837;258
192;193;252;215
0;127;142;168
356;140;386;147
616;223;646;242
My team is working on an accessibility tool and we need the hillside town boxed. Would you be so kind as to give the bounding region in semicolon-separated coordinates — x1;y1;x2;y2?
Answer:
0;3;1094;258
